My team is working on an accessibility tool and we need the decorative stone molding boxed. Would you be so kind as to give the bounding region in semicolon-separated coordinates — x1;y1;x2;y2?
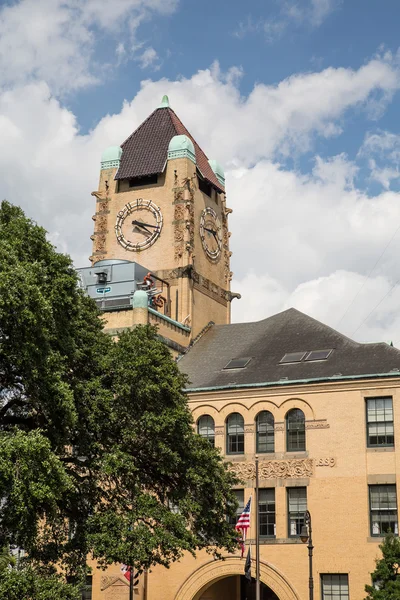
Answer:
274;422;285;432
244;425;255;433
214;426;224;436
305;419;329;429
228;458;313;480
101;576;129;590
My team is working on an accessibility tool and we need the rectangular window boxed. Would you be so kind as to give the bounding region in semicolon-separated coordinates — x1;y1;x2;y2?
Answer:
228;489;244;528
321;574;349;600
366;397;394;447
370;484;398;536
259;489;276;537
129;174;158;187
81;576;92;600
198;176;212;197
288;487;307;537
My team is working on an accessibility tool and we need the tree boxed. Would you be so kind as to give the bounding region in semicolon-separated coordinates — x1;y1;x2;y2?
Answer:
365;532;400;599
0;201;238;584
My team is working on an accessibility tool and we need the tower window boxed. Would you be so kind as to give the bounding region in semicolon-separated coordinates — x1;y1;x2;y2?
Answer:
129;174;158;187
198;176;212;197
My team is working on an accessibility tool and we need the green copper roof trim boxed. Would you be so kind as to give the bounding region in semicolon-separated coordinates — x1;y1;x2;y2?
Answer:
158;95;170;108
186;371;400;393
101;145;122;170
168;134;196;164
148;307;191;332
208;159;225;186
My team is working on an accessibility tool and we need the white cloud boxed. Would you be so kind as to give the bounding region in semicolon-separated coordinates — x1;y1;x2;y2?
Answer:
0;50;400;344
0;0;179;93
235;0;341;42
136;47;159;70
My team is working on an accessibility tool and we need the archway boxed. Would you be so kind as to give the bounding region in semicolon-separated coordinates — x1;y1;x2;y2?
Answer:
174;556;300;600
193;574;279;600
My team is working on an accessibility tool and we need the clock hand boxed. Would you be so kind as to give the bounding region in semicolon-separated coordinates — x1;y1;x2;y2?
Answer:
132;223;151;236
132;220;158;229
204;227;220;245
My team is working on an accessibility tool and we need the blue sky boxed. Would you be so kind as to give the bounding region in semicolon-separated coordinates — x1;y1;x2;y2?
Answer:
2;0;400;344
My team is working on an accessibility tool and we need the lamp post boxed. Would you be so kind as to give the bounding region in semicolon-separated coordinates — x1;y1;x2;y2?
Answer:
300;510;314;600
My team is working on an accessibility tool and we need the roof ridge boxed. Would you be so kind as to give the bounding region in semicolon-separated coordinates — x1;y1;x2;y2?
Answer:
167;108;209;161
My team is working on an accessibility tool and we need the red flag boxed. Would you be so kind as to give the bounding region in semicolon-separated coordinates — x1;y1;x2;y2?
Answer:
121;564;131;581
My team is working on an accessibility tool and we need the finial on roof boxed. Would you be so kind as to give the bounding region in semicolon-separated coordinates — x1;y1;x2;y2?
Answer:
158;95;170;108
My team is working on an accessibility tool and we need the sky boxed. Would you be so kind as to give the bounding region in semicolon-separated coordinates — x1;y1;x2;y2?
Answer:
3;0;400;345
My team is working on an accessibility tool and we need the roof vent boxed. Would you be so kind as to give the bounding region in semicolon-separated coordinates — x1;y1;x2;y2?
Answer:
223;357;251;370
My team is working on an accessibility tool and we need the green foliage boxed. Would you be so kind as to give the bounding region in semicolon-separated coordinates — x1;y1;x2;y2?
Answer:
365;532;400;599
0;201;238;583
0;567;80;600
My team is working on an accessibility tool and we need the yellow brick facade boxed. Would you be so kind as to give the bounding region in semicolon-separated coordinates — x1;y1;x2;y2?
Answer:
88;374;400;600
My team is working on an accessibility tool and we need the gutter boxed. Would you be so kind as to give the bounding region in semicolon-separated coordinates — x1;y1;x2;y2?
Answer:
186;371;400;393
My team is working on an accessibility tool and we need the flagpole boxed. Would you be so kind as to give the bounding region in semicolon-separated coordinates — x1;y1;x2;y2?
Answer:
255;455;260;600
129;567;134;600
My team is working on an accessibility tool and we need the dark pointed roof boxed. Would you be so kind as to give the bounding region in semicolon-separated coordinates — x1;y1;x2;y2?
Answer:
115;106;224;192
178;308;400;390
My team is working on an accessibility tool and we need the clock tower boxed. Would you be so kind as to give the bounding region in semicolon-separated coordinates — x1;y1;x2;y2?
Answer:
89;96;238;342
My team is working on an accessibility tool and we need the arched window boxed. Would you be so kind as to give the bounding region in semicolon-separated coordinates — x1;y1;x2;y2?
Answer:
226;413;244;455
256;411;274;453
197;415;215;447
286;408;306;452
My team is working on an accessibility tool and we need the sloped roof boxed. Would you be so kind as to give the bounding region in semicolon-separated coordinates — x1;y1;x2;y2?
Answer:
178;308;400;390
115;107;224;192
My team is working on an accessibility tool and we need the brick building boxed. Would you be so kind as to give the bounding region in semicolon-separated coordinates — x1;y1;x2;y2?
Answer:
77;96;400;600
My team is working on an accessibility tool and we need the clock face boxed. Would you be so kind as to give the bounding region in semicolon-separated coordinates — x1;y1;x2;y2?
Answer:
115;199;163;251
199;207;222;260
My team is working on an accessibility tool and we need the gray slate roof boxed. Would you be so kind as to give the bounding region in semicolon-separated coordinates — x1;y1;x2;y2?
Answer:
179;308;400;390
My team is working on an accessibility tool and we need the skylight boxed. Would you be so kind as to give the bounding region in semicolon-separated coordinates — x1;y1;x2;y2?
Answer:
305;349;333;361
280;352;307;364
223;357;251;370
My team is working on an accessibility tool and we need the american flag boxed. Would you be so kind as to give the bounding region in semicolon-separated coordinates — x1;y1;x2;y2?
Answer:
235;496;252;556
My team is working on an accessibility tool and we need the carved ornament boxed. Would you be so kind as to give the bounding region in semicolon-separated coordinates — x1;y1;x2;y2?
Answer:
316;457;336;467
101;576;129;591
305;420;329;429
228;458;313;480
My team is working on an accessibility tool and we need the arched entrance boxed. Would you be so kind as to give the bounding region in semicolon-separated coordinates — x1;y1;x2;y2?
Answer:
174;556;299;600
193;574;279;600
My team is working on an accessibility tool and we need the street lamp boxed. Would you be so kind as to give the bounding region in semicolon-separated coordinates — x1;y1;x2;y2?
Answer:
300;510;314;600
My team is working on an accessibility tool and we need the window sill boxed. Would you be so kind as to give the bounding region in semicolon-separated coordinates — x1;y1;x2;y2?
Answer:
282;451;309;459
367;535;398;542
366;447;395;453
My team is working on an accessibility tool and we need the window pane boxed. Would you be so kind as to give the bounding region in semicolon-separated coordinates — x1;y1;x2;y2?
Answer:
227;413;245;454
257;411;274;453
259;489;276;537
198;415;215;447
367;398;394;447
370;485;398;536
321;574;349;600
228;489;244;527
82;576;92;600
288;487;307;537
286;409;306;452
